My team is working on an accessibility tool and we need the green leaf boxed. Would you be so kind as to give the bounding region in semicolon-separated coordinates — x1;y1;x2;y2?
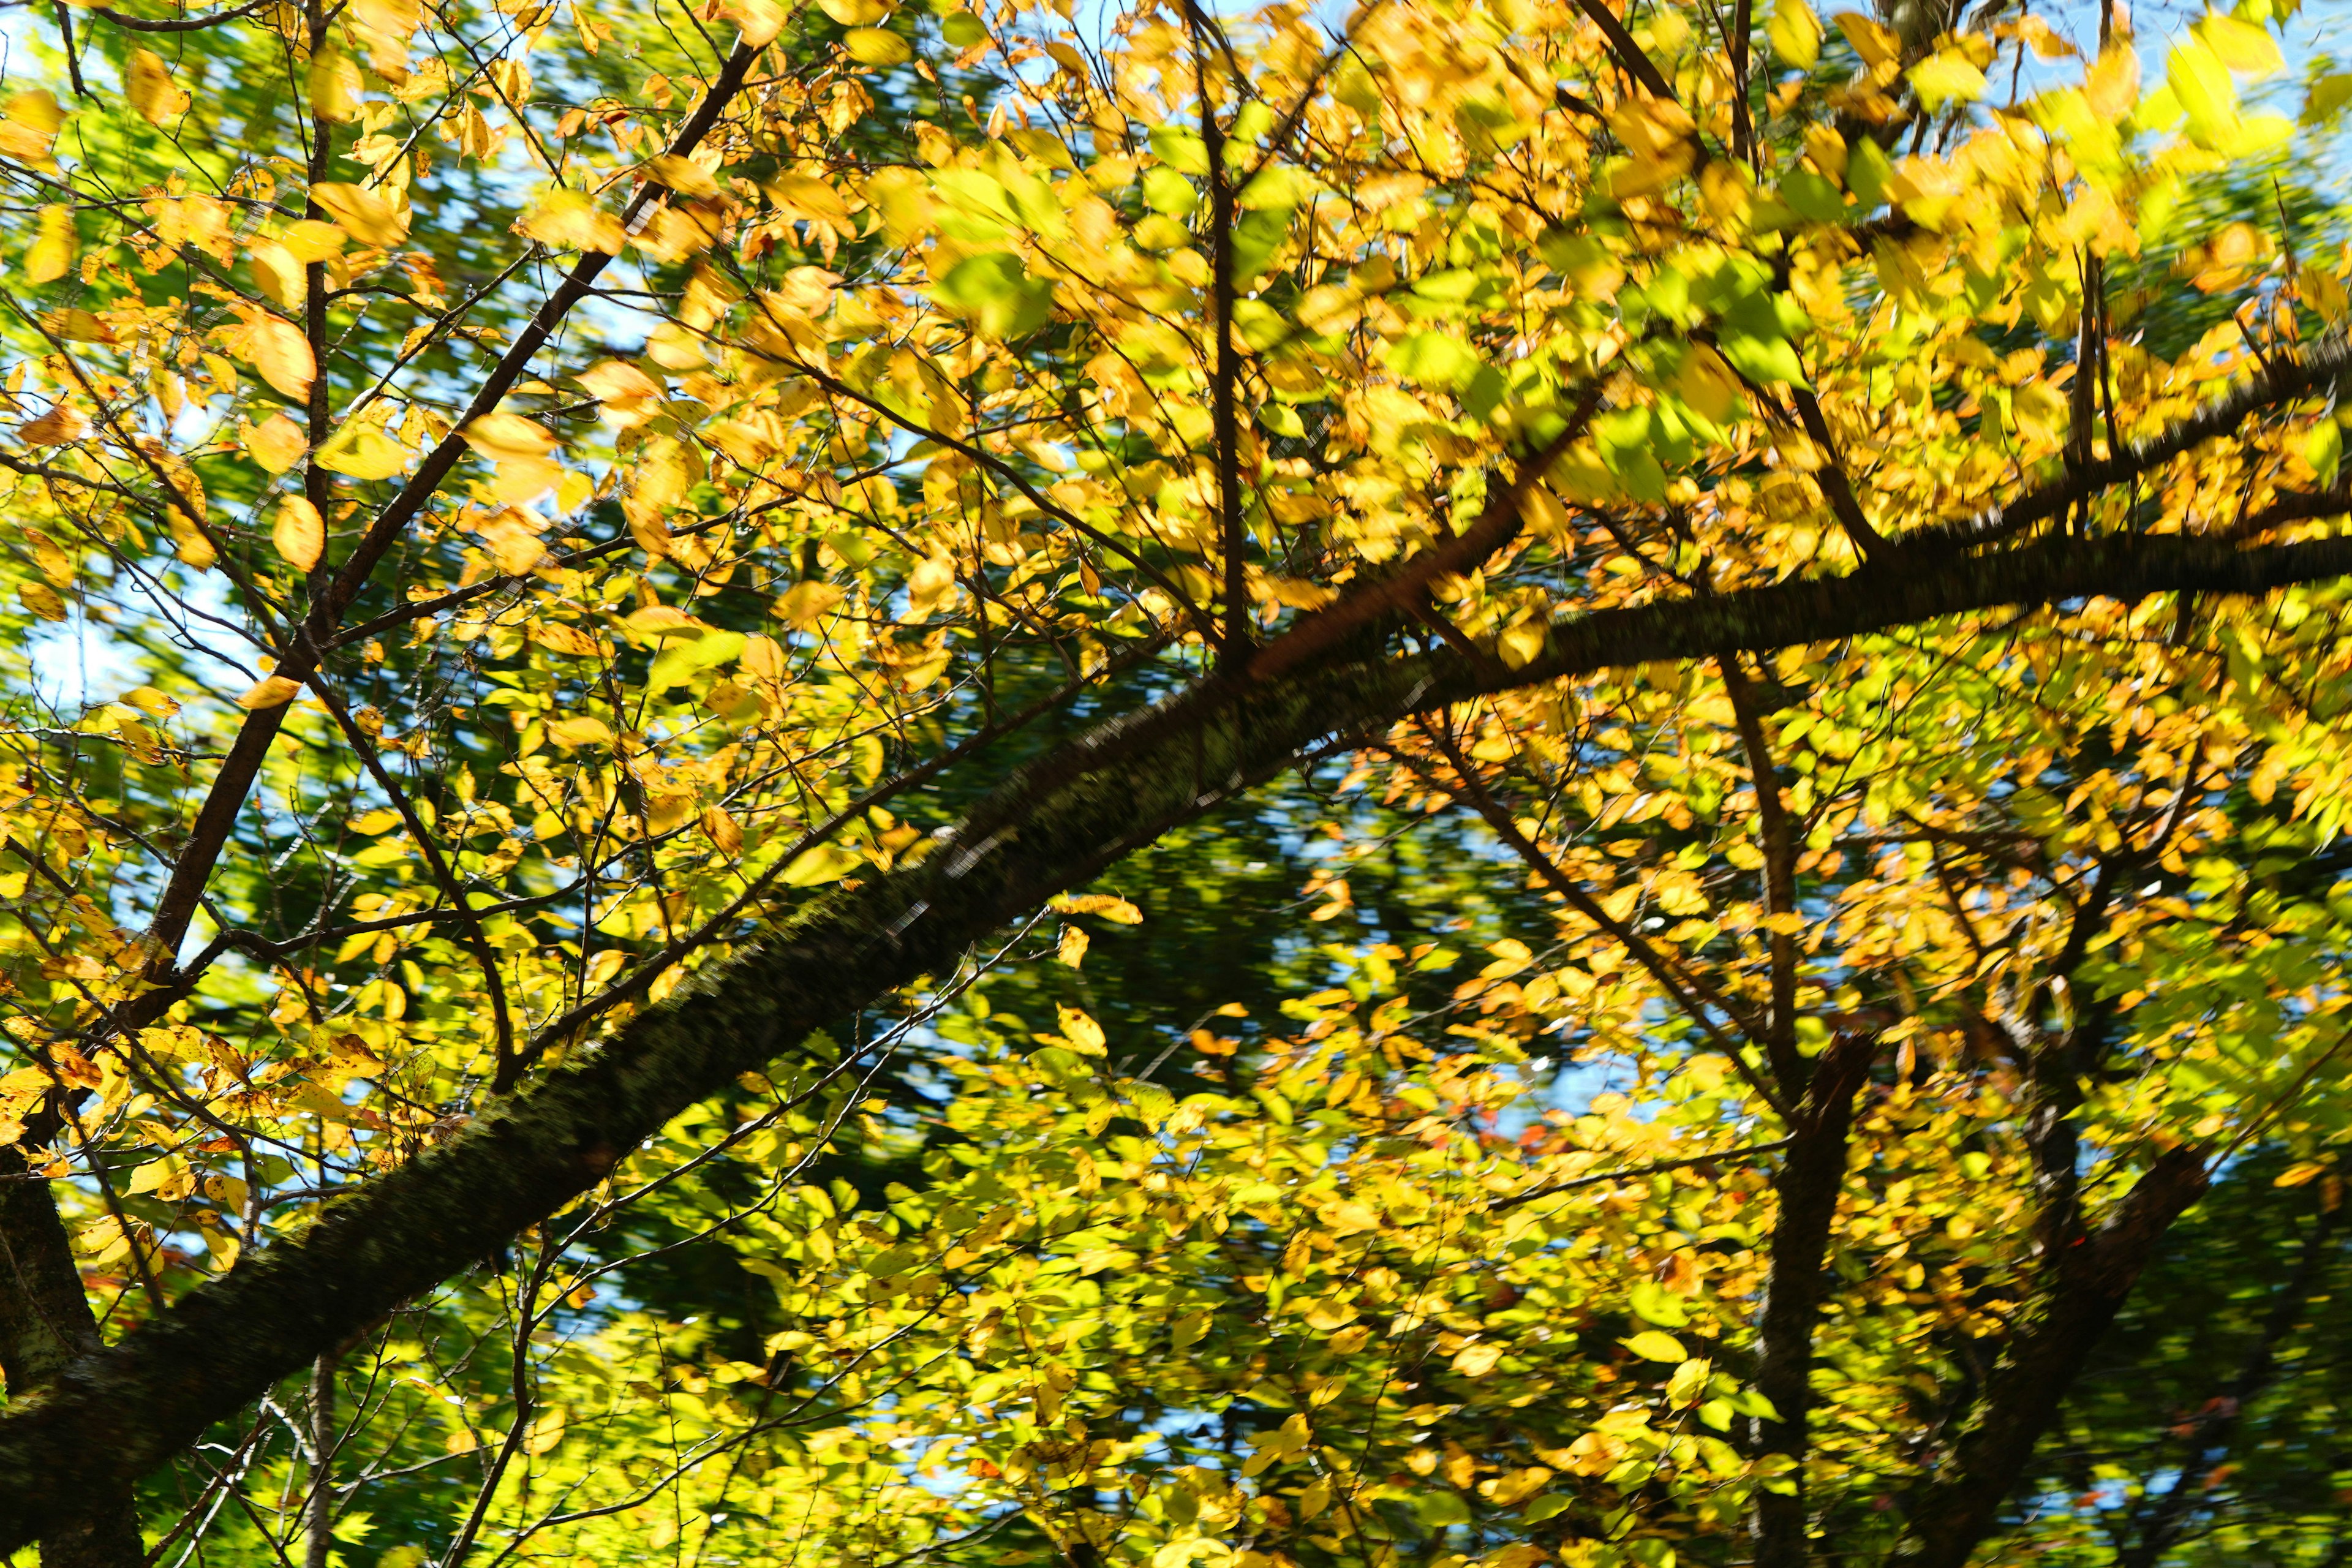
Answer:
937;251;1055;340
1385;331;1482;390
1142;166;1197;216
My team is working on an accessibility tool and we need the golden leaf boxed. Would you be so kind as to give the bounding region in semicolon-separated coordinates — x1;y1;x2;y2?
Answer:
1450;1342;1504;1378
127;50;191;123
519;189;624;255
723;0;785;45
23;205;75;286
279;219;348;263
545;715;613;748
843;27;910;65
460;412;555;458
1056;1005;1106;1055
19;582;66;622
237;675;303;709
249;239;305;309
1058;924;1090;967
309;44;361;122
317;424;412;480
577;358;662;407
273;496;325;571
246;412;309;473
1049;893;1144;924
529;624;601;657
725;636;782;685
643;154;720;198
0;90;62;164
17;404;87;446
701;805;743;854
246;313;317;401
776;580;843;631
311;182;412;247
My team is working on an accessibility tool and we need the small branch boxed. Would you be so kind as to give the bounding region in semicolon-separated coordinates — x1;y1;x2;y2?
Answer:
87;0;276;30
1718;653;1803;1086
1790;386;1890;558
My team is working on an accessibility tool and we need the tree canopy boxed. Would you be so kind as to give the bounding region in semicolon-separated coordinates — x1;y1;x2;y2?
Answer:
6;0;2352;1562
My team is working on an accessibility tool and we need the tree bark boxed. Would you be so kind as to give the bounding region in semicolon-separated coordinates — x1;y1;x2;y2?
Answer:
0;1147;144;1568
1749;1033;1875;1568
0;529;2343;1550
1890;1147;2210;1568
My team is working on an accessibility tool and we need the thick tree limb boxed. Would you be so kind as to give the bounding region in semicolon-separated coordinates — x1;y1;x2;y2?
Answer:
0;1144;145;1567
0;528;2348;1548
1889;1147;2211;1568
1749;1032;1875;1568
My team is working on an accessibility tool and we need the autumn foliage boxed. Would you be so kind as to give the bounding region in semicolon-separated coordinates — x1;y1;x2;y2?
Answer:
4;0;2352;1562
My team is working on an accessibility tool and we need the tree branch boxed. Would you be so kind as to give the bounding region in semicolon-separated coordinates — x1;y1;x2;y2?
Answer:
1;524;2349;1547
1890;1148;2211;1568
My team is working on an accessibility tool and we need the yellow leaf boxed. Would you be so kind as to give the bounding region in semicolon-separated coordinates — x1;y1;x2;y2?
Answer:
17;404;87;445
311;182;411;247
460;412;555;458
1563;1432;1626;1476
1624;1330;1685;1362
20;582;67;621
545;715;612;748
246;313;317;401
818;0;886;20
1452;1342;1504;1377
780;843;859;886
2193;10;2282;76
529;623;601;656
777;580;844;630
121;685;178;717
1049;893;1144;924
1909;50;1987;108
126;49;192;123
844;26;910;64
742;633;786;679
643;154;720;198
246;412;309;473
1767;0;1820;67
0;89;61;167
237;675;303;709
309;44;361;122
723;0;785;44
1058;924;1090;967
23;205;76;286
578;358;662;407
248;240;306;309
203;1223;240;1273
907;553;957;619
1056;1005;1106;1055
317;424;412;480
273;496;325;571
519;189;623;255
2275;1161;2324;1188
701;805;743;854
521;1408;567;1457
279;219;348;263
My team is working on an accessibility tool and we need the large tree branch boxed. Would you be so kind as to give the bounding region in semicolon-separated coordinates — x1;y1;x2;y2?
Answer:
0;527;2348;1547
0;1140;144;1567
1889;1147;2211;1568
1749;1032;1875;1568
